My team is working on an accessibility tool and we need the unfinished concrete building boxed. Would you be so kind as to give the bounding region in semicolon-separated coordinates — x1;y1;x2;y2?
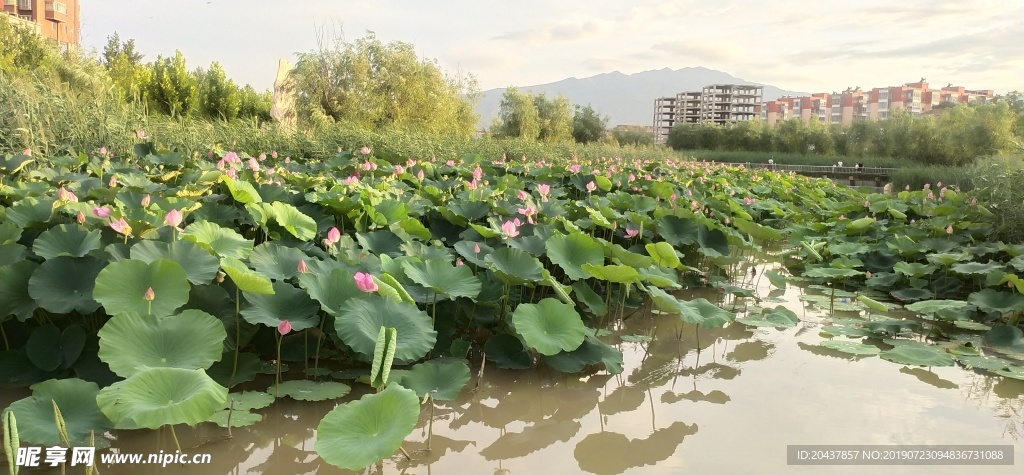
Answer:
653;84;764;144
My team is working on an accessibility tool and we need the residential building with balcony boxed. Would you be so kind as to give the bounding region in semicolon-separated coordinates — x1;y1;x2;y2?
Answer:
2;0;80;48
653;84;763;144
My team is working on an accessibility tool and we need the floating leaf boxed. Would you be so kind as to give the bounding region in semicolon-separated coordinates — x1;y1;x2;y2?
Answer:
223;391;275;411
968;289;1024;315
275;380;352;401
206;409;261;428
315;384;420;471
879;344;955;367
820;340;881;356
736;306;799;328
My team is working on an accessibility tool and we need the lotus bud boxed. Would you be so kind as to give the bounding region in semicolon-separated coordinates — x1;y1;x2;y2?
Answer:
216;271;225;283
473;244;481;254
946;225;953;234
144;287;155;302
93;206;111;218
272;150;278;159
109;176;117;187
327;227;341;244
278;320;292;335
354;272;378;292
285;157;291;163
258;153;267;161
866;271;872;279
249;158;260;172
77;211;85;224
501;220;520;239
322;238;332;249
586;181;597;192
136;130;147;139
360;146;371;155
456;259;464;266
971;197;977;206
141;194;150;207
165;209;183;228
23;148;32;156
298;259;308;274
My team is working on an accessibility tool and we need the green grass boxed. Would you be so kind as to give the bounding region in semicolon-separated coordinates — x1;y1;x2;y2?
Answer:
680;150;904;168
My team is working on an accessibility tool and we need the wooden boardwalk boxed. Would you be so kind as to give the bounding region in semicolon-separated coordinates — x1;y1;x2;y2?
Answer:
736;163;897;187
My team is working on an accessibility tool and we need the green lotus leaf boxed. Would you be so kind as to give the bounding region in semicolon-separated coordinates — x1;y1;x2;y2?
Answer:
315;383;420;471
931;275;963;296
5;197;55;228
955;355;1016;371
27;256;105;314
355;230;404;257
951;261;1004;276
484;247;544;284
223;391;275;411
402;258;481;300
400;358;471;401
732;217;783;241
26;324;85;371
865;319;921;335
241;281;320;331
93;258;190;317
249;242;309;281
543;334;623;374
206;352;261;388
893;261;937;278
890;288;933;302
829;242;871;256
485;333;533;369
968;289;1024;315
736;306;799;328
804;267;862;279
953;320;990;331
32;224;102;259
583;264;640;283
274;380;352;401
637;265;681;288
0;242;26;267
572;281;608;317
223;176;262;203
905;299;970;315
764;270;787;289
0;222;21;245
0;261;39;321
131;240;220;285
335;295;437;364
220;257;274;295
1;378;112;446
448;201;491;220
98;310;226;378
820;340;881;356
879;344;955;367
926;252;969;267
696;226;730;257
454;240;494;267
983;326;1024;351
182;220;253;259
608;243;654;268
847;217;874;231
545;232;605;280
657;215;699;246
297;268;362;316
271;201;317;241
645;242;681;269
512;298;587;356
206;409;262;428
96;368;228;429
857;295;889;313
866;272;901;288
682;298;736;328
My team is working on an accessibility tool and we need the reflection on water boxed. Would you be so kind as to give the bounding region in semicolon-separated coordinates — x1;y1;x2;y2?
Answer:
7;269;1024;475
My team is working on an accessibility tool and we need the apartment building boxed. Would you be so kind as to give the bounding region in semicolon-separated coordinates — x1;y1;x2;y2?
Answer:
761;81;993;126
653;84;763;144
2;0;80;48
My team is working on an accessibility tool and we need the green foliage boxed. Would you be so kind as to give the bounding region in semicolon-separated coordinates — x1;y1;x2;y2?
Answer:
0;15;51;73
148;50;198;118
572;104;608;143
611;126;654;147
291;31;478;136
494;88;575;142
198;62;240;120
237;84;272;123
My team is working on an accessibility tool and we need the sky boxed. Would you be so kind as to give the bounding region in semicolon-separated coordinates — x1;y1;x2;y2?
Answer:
81;0;1023;95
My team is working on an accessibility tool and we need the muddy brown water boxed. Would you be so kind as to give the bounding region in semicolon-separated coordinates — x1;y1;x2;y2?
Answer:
4;273;1023;475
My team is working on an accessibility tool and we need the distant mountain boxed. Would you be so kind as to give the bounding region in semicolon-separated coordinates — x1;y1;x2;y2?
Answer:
474;67;806;129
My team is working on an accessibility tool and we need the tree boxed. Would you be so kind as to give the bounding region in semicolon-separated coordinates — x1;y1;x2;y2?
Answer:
291;31;478;135
198;62;240;120
0;14;50;73
533;94;573;142
611;126;654;147
494;87;541;140
102;33;143;68
148;50;198;118
238;85;272;123
572;104;607;143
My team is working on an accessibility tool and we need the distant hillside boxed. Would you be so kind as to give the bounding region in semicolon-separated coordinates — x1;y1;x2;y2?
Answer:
474;67;805;129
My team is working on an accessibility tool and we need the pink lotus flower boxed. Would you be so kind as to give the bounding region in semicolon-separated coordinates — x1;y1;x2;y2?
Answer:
628;173;636;182
466;178;479;190
109;176;117;187
343;176;359;186
327;227;341;244
417;169;425;181
58;187;78;202
249;158;260;172
136;130;147;139
866;271;872;279
110;217;131;236
473;167;483;181
141;194;150;207
569;164;581;174
407;158;417;167
165;209;183;228
586;181;597;192
394;165;404;175
258;153;267;161
277;320;292;335
946;225;953;234
473;243;481;254
224;151;240;163
936;182;942;187
518;205;537;224
360;146;371;155
144;287;155;302
285;157;291;164
905;185;911;191
354;272;378;292
971;197;977;206
76;211;85;224
625;228;639;238
517;190;529;200
501;220;520;239
864;200;870;208
456;258;464;266
923;183;931;190
92;207;112;218
23;148;31;156
272;150;278;159
226;168;238;179
537;183;550;198
839;214;846;220
298;259;308;274
99;146;108;156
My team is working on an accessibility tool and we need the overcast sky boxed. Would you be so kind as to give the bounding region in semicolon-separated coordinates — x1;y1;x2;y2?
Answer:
81;0;1023;95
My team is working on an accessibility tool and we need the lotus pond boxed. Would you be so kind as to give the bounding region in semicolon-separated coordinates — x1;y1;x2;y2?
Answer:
1;144;1023;474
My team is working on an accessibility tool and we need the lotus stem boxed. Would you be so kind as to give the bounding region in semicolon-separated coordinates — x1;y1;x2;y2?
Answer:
0;322;8;351
314;314;326;373
427;398;434;451
229;287;241;387
169;425;181;453
275;332;283;398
